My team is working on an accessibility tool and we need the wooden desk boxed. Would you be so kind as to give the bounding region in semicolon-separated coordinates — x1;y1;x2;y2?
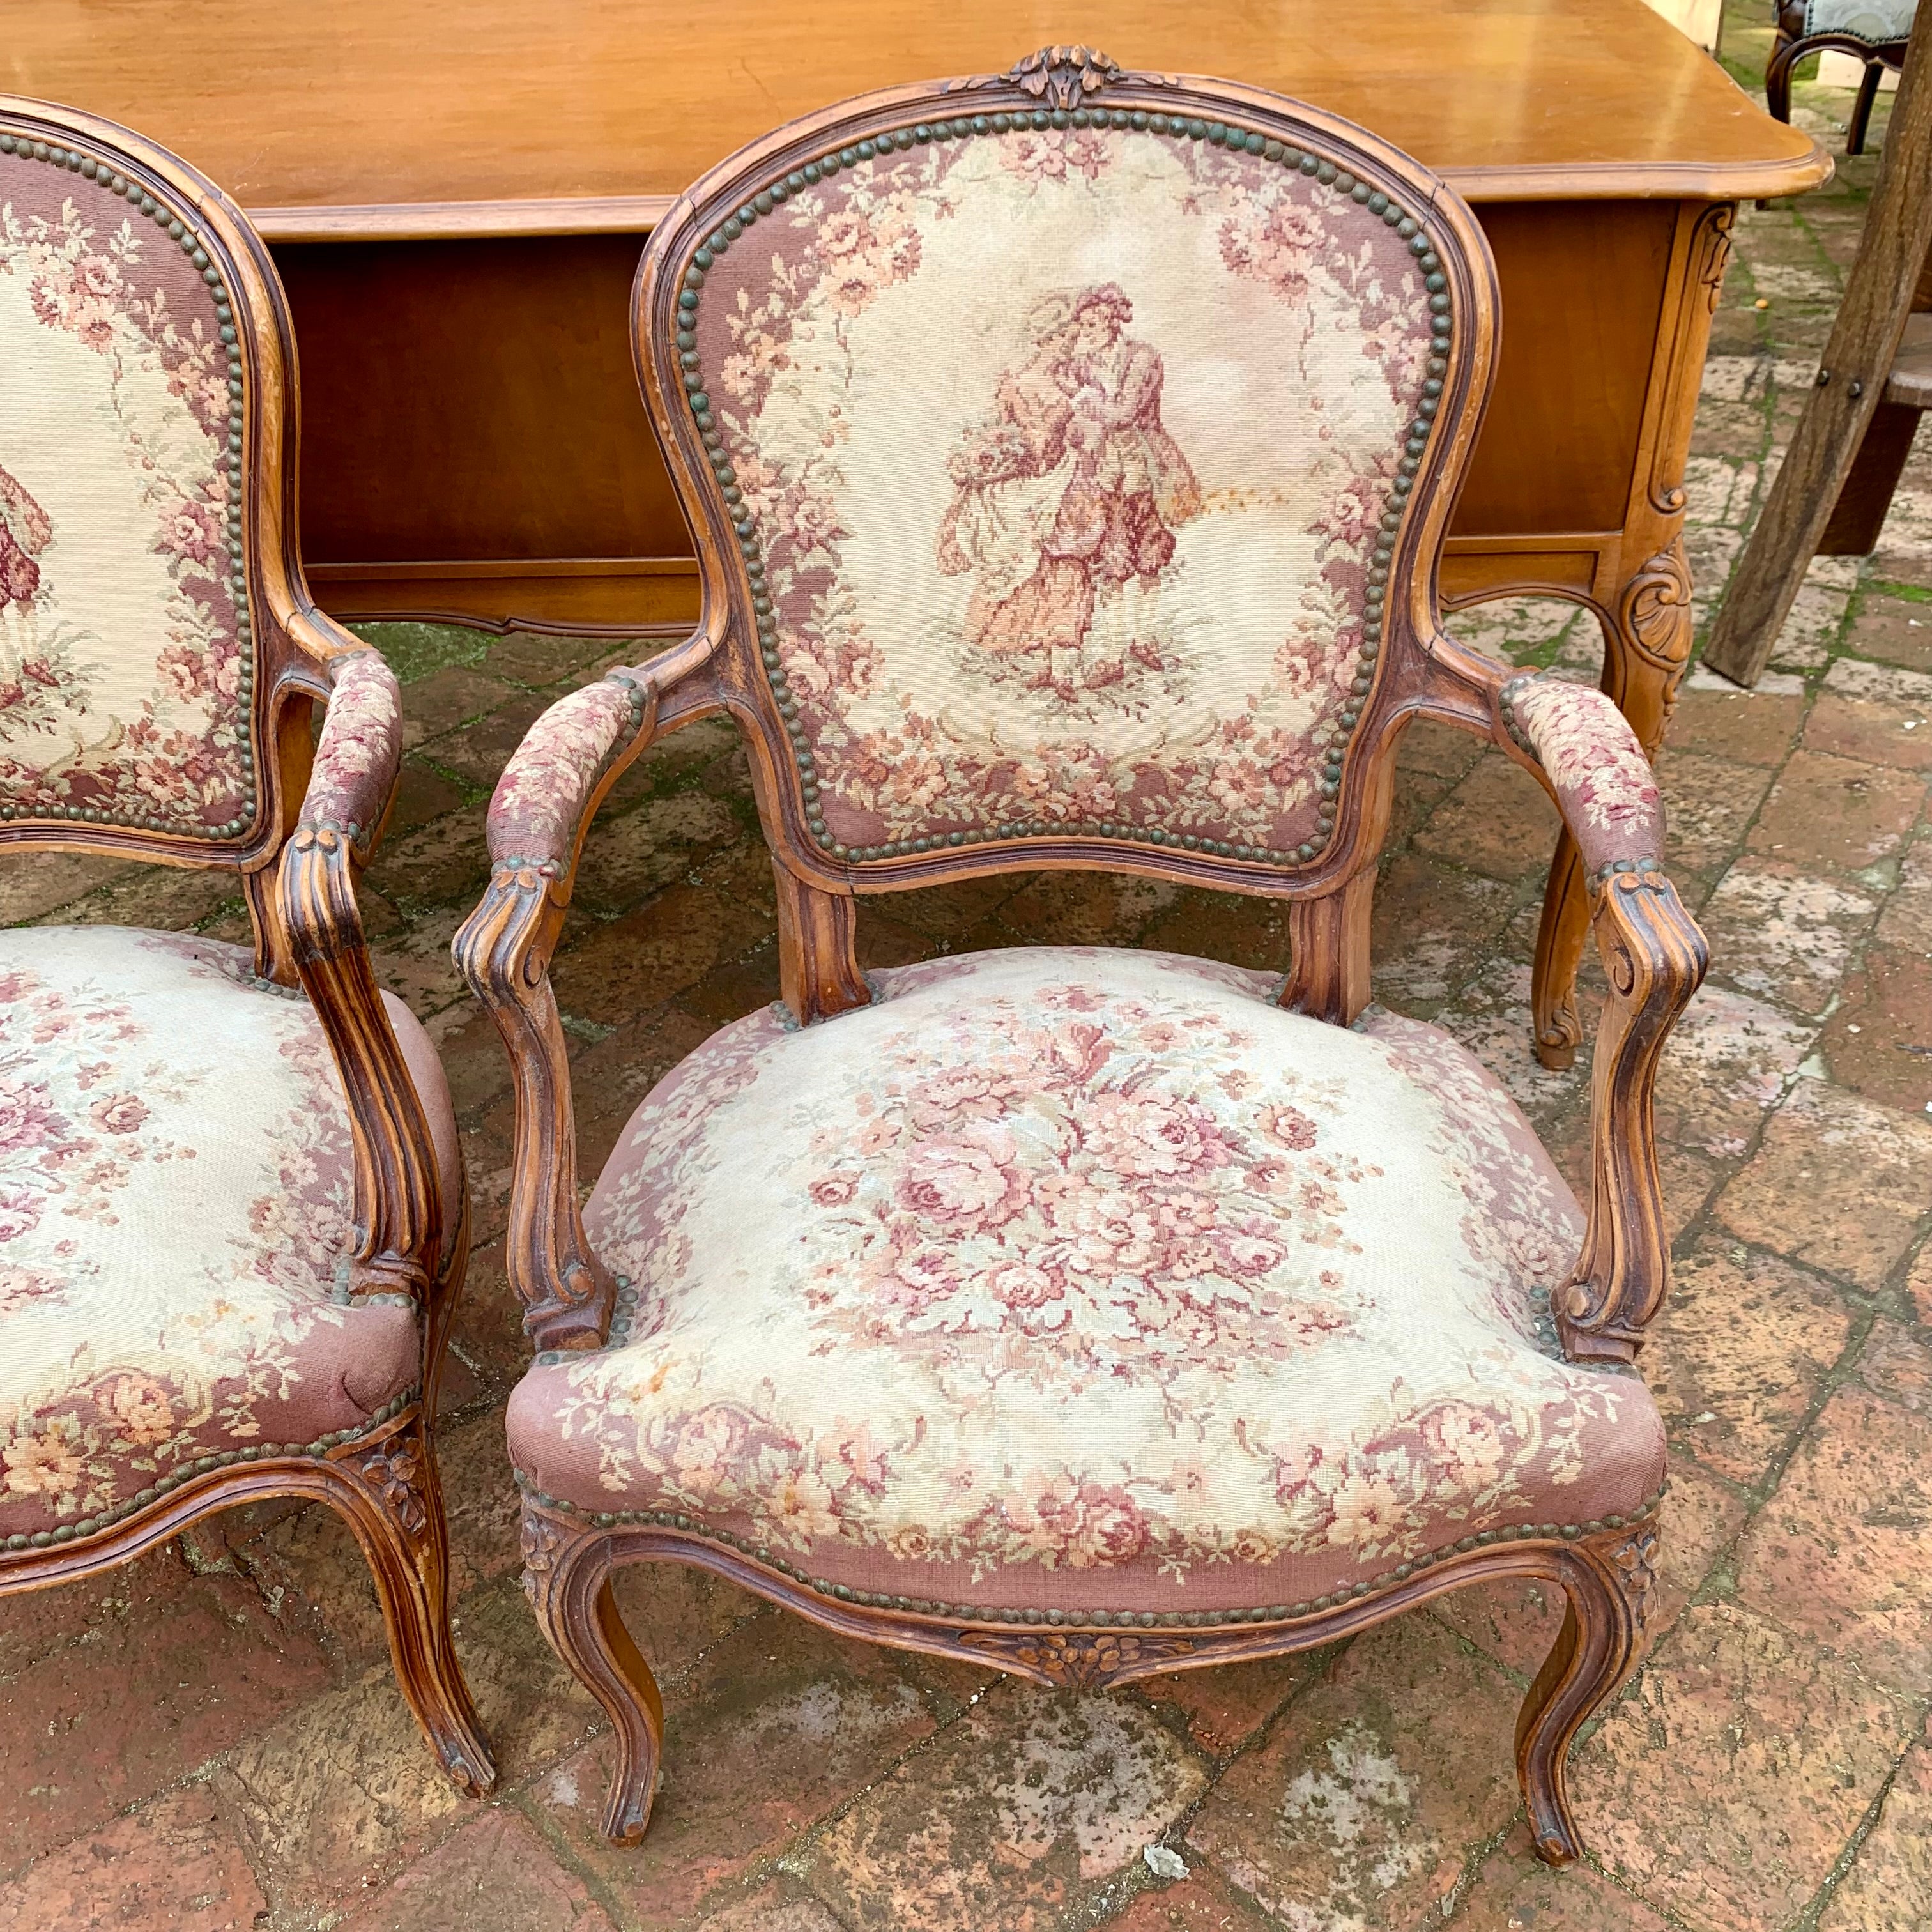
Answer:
12;0;1826;1059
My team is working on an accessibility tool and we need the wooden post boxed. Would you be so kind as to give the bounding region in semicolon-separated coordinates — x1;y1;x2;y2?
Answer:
1703;10;1932;687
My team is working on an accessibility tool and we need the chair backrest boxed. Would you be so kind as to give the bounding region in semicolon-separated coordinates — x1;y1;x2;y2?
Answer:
634;49;1498;972
0;97;321;884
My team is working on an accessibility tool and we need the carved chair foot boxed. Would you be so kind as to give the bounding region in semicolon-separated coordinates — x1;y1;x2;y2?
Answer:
330;1411;496;1795
1515;1523;1659;1865
1533;1024;1579;1074
522;1506;664;1843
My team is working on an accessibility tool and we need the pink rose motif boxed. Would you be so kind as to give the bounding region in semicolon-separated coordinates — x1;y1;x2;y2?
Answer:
1220;197;1326;305
1002;130;1110;183
1258;1104;1318;1152
104;1372;175;1446
664;1406;749;1493
1419;1404;1507;1489
88;1092;149;1136
1222;1232;1285;1276
160;499;223;568
897;1119;1028;1230
766;1462;842;1543
0;1183;45;1244
907;1062;1023;1126
1056;1480;1152;1567
987;1261;1062;1312
1081;1091;1230;1180
70;302;117;354
808;1174;859;1208
1315;484;1381;549
1051;1183;1160;1276
1326;1466;1409;1549
76;254;122;300
0;1075;61;1156
876;1243;961;1315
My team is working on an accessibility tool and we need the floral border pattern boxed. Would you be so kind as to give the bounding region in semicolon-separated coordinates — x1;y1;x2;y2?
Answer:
0;135;256;839
677;108;1453;868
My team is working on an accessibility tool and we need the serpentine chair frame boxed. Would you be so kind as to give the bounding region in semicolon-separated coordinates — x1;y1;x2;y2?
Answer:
0;95;492;1797
458;47;1706;1862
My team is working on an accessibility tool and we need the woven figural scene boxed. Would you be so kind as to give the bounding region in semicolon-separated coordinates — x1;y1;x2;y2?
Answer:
456;48;1708;1863
0;98;494;1799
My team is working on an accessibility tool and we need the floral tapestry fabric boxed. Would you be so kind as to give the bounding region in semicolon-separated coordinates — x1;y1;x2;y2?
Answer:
301;652;402;836
688;128;1436;859
0;153;253;836
0;927;459;1536
510;948;1662;1614
1510;678;1663;873
487;677;641;864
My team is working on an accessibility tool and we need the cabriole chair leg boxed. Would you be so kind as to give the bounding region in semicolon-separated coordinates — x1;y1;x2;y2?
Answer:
521;1507;664;1843
1514;1521;1659;1865
329;1405;496;1795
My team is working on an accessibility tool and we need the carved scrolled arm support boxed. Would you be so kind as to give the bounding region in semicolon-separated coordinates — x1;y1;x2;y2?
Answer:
1420;648;1708;1361
452;671;662;1352
278;652;440;1301
1559;863;1706;1361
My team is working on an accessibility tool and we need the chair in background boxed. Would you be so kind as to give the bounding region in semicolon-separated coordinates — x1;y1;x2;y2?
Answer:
0;99;492;1795
1768;0;1915;153
459;48;1706;1860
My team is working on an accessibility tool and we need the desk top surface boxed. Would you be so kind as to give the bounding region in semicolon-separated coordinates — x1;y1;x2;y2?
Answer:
6;0;1828;239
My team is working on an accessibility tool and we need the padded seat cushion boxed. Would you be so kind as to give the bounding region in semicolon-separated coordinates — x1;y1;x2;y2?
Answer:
0;927;458;1538
510;948;1662;1616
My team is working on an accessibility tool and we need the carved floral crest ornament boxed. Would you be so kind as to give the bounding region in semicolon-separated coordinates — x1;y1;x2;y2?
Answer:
456;47;1708;1867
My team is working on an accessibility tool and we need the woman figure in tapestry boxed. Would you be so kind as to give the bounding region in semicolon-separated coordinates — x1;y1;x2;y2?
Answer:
0;461;51;685
936;283;1202;707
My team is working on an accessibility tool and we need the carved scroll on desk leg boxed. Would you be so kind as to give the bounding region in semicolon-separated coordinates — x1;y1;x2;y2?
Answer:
1559;869;1707;1363
1533;540;1695;1071
1516;1521;1659;1866
279;824;440;1300
452;864;614;1351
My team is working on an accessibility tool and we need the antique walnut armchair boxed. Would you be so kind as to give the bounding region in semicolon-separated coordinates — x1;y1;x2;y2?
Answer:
457;49;1706;1860
0;100;492;1794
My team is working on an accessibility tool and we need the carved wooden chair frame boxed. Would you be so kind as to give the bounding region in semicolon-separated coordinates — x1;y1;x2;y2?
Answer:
457;49;1706;1861
1768;0;1910;153
0;97;492;1796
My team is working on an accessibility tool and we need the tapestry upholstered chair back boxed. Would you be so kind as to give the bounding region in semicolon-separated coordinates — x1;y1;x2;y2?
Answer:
646;63;1479;891
463;51;1708;1864
0;122;264;847
0;97;494;1804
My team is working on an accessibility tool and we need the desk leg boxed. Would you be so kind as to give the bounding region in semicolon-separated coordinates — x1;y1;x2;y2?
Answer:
1531;537;1696;1069
1529;197;1730;1070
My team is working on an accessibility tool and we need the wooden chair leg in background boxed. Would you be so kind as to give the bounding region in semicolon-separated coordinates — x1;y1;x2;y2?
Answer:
1706;12;1932;686
1848;57;1887;153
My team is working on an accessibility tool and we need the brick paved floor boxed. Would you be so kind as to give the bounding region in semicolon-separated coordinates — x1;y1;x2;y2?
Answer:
5;17;1932;1931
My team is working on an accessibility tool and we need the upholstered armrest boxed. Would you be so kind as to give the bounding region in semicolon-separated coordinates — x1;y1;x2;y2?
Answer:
486;673;654;870
299;648;404;856
1492;673;1707;1362
1497;675;1664;880
277;648;441;1303
453;670;660;1353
